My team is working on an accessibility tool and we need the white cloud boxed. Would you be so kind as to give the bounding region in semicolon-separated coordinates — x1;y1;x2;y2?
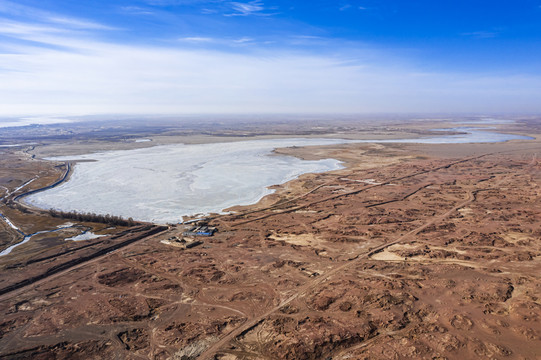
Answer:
461;31;498;39
233;37;254;43
0;17;540;116
201;8;219;14
340;4;368;11
120;6;156;16
226;1;272;16
293;35;324;39
142;0;189;6
144;0;226;5
0;0;116;31
0;19;108;52
46;17;118;30
0;20;65;36
178;36;257;46
0;0;48;18
179;36;215;42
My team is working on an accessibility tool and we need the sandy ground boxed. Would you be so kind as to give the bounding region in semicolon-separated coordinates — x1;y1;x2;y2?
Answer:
0;117;540;359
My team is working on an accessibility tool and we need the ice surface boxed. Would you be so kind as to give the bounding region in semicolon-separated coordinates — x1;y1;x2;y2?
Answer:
27;138;347;223
368;127;531;144
0;143;37;147
26;129;532;224
0;214;20;231
0;235;32;256
66;231;105;241
0;117;72;128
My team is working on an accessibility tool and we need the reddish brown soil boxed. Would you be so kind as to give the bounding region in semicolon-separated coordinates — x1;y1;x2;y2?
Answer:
1;136;541;359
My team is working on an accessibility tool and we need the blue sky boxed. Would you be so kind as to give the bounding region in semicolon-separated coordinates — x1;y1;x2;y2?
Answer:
1;0;541;115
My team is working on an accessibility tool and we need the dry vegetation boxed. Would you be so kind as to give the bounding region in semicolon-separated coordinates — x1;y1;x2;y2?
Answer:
0;118;540;359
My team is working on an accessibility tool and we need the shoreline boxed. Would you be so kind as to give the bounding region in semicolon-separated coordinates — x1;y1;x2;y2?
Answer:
27;118;534;158
14;161;72;206
22;126;534;224
2;117;541;359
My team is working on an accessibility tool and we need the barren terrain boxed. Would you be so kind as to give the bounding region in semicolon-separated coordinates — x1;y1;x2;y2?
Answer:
0;117;540;359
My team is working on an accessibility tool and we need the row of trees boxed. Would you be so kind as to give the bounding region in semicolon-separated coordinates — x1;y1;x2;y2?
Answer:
5;200;30;213
48;209;137;226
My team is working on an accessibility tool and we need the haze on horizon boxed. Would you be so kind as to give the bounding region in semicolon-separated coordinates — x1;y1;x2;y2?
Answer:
1;0;541;117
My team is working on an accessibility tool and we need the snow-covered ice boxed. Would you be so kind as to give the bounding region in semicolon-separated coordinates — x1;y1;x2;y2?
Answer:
0;117;72;128
0;235;32;256
26;129;532;224
27;138;347;223
66;231;105;241
0;214;20;231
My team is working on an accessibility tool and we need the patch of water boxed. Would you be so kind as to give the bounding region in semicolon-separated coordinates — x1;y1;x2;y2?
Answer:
0;225;76;257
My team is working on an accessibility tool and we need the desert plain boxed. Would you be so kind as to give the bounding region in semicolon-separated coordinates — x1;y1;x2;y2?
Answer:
0;116;540;359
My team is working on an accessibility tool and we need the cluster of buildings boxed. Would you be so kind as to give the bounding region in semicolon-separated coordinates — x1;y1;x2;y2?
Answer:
160;221;216;249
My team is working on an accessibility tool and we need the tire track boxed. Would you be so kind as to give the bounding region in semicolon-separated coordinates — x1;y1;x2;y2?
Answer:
196;189;478;360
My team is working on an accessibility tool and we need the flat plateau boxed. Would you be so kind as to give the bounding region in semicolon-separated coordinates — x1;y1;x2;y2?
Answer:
0;117;540;359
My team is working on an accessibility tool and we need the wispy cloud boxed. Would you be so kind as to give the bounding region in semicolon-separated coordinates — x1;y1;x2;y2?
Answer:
179;36;215;42
142;0;189;6
0;0;116;31
293;35;324;40
2;21;540;116
225;1;274;16
233;37;254;43
461;31;499;39
0;18;115;52
120;6;156;16
178;36;256;46
142;0;227;7
0;20;65;36
0;1;540;116
47;17;118;30
0;0;47;18
201;8;219;14
339;4;368;11
134;0;276;17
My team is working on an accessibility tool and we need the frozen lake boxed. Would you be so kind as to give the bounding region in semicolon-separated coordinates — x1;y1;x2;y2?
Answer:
26;128;531;224
27;138;347;223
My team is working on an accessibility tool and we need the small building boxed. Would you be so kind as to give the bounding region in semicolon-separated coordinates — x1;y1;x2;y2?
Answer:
182;225;216;237
160;236;203;249
184;239;204;248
